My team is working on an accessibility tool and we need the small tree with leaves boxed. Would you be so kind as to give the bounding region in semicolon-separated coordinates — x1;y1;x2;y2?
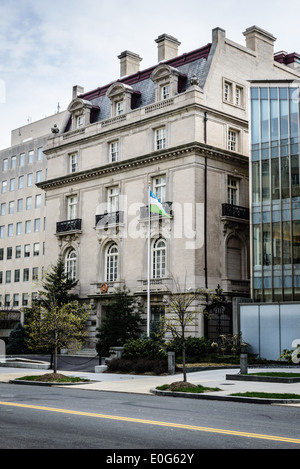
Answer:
96;286;144;358
25;299;90;373
162;279;216;382
24;257;89;373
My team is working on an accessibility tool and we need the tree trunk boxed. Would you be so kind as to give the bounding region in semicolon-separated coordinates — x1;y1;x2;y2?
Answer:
182;338;186;382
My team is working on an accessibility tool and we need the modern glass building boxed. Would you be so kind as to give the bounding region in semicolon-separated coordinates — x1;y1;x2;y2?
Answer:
250;80;300;302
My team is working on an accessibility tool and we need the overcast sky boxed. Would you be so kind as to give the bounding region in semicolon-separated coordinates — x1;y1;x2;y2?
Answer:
0;0;300;150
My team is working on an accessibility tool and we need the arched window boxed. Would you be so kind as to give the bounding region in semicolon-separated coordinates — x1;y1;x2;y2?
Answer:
65;249;77;281
152;238;166;278
106;244;118;282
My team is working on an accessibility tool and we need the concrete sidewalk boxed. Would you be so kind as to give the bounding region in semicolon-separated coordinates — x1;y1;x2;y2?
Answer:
0;365;300;405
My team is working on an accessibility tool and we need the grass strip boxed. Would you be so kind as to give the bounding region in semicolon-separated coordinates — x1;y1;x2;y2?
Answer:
248;372;300;378
17;374;90;383
230;391;300;399
157;384;221;393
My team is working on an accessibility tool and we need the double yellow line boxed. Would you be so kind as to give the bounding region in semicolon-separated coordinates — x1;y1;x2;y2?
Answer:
1;401;299;445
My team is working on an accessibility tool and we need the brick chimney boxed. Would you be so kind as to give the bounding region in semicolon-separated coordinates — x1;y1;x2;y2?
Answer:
155;34;181;61
118;50;142;77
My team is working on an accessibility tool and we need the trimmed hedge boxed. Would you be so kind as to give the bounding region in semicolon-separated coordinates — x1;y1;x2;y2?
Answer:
107;358;168;375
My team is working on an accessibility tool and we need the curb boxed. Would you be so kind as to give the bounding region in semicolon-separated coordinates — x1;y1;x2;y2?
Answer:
9;379;92;387
226;374;300;383
150;388;300;405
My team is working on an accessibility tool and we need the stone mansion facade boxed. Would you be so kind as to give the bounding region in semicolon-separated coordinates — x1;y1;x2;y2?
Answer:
1;25;300;347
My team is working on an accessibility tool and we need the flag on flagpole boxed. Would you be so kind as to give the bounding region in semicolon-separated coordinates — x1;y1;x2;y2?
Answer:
149;191;171;218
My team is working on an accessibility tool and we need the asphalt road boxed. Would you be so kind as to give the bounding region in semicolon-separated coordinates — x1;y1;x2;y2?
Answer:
0;382;300;451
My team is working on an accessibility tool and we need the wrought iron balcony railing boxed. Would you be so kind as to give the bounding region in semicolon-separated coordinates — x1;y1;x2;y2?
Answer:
95;211;124;227
221;203;249;221
56;218;82;233
140;201;173;219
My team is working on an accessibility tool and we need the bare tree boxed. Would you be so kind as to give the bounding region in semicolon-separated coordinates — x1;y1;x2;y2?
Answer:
162;279;216;382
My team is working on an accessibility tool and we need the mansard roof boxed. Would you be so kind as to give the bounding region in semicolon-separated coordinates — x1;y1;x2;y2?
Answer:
63;42;211;133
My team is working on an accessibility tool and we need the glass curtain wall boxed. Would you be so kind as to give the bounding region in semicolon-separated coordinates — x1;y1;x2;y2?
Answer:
251;85;300;302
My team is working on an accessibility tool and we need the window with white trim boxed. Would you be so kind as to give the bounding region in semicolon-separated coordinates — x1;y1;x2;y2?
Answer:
227;176;239;205
110;141;119;162
223;78;245;108
116;101;124;115
155;127;166;150
67;195;78;220
69;153;78;173
108;187;119;213
152;238;166;278
228;129;238;152
106;244;118;282
153;176;166;203
65;249;77;281
161;84;170;100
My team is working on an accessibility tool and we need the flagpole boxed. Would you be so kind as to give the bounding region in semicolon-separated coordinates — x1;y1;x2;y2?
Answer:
147;181;151;337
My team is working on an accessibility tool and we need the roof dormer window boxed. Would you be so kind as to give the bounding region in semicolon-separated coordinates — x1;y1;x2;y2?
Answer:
151;64;181;102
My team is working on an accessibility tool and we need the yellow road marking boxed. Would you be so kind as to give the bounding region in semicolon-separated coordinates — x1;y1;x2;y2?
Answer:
0;401;299;445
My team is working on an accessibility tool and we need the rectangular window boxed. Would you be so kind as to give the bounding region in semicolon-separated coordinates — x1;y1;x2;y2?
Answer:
110;141;119;162
17;199;23;212
22;293;28;306
32;267;38;281
2;180;7;193
35;194;42;208
116;101;124;115
161;84;170;100
27;173;33;186
34;218;40;232
25;220;31;234
24;244;30;257
6;270;11;283
16;222;22;236
228;130;238;152
33;242;40;256
224;82;232;102
14;269;20;282
15;246;21;258
0;226;4;238
1;203;6;216
235;86;243;106
13;294;19;307
19;153;25;166
23;268;29;282
108;187;119;212
5;294;10;307
8;201;14;214
155;127;166;150
11;156;17;169
18;175;24;189
153;176;166;202
7;224;13;237
69;153;78;173
2;158;8;171
37;147;43;161
67;195;78;220
0;248;3;260
9;178;15;191
36;170;42;183
0;272;2;284
28;150;34;163
228;177;238;205
26;197;32;210
7;247;12;260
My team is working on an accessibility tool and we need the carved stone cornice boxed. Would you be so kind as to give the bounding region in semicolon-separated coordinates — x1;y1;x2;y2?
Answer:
37;142;249;191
